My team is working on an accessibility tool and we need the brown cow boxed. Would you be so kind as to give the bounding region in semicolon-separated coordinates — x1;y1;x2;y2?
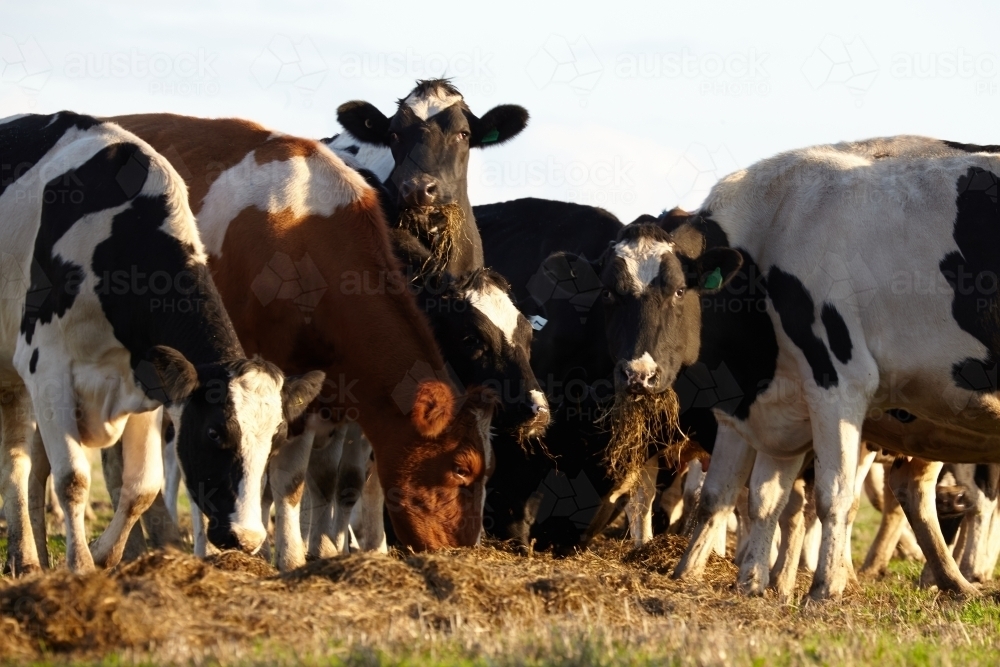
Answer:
111;113;496;553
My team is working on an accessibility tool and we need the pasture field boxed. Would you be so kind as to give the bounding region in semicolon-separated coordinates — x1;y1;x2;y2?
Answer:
2;460;1000;667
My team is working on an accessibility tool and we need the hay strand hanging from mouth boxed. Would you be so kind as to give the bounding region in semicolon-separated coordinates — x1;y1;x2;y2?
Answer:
397;202;468;277
598;389;684;488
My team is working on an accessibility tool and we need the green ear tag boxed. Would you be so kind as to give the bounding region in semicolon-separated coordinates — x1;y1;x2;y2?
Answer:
704;267;723;290
481;128;499;144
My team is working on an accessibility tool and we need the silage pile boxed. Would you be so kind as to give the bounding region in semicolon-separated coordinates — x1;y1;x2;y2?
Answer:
0;535;740;663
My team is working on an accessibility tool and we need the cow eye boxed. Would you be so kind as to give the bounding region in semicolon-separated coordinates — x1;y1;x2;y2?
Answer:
458;131;470;140
206;426;222;443
674;287;686;298
454;465;471;479
388;132;399;144
601;288;615;304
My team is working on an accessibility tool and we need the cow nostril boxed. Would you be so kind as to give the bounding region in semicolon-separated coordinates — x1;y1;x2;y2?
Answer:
425;182;438;196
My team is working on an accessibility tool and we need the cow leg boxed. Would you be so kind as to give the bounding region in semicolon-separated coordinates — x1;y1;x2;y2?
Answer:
864;460;885;512
302;427;344;559
808;406;865;601
90;410;163;569
771;476;809;603
860;467;909;577
162;416;181;525
330;424;369;553
661;467;686;531
140;494;183;550
31;380;96;574
102;440;182;554
673;425;756;581
983;505;1000;579
270;431;314;571
888;458;977;596
0;385;42;575
738;451;805;596
678;459;707;535
625;455;660;547
27;427;50;569
357;457;387;552
843;445;877;585
100;442;147;562
258;479;273;563
733;486;751;564
959;465;1000;583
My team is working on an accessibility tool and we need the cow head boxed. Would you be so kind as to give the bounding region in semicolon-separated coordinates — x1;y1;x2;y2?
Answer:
336;80;528;270
555;218;742;398
147;347;324;552
420;269;550;442
381;381;499;549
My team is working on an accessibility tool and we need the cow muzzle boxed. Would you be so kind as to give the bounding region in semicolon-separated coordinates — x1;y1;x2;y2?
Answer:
231;524;268;554
616;356;660;394
399;176;439;207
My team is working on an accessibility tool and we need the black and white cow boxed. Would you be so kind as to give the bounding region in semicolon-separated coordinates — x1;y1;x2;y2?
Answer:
0;112;323;574
331;79;529;276
476;200;742;551
670;136;1000;599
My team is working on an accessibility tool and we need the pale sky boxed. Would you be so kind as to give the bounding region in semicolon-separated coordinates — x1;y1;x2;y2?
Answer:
2;0;997;220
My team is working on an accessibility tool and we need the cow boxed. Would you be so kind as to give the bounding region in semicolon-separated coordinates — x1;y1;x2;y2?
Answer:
0;112;323;575
669;136;1000;599
477;200;742;551
332;78;529;276
328;83;549;436
109;113;498;564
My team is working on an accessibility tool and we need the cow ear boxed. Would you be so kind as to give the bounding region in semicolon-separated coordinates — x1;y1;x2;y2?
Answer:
282;371;326;422
337;101;391;145
147;346;199;404
693;248;743;294
411;380;455;438
470;105;529;148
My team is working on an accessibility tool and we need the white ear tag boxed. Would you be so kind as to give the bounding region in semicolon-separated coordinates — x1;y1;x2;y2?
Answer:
529;315;548;331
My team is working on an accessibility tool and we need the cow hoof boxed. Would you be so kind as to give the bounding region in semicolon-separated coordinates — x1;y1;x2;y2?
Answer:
945;583;982;598
736;579;767;597
806;583;843;602
737;564;768;596
6;560;43;577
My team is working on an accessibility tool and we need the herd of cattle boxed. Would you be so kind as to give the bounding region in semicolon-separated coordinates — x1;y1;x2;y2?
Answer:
1;79;1000;603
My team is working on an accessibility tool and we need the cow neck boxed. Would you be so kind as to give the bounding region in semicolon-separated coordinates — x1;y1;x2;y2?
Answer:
303;213;451;468
141;262;245;367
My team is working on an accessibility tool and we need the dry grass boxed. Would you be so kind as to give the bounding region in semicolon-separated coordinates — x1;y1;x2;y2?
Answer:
397;202;468;277
2;529;1000;666
598;389;684;487
2;457;1000;665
